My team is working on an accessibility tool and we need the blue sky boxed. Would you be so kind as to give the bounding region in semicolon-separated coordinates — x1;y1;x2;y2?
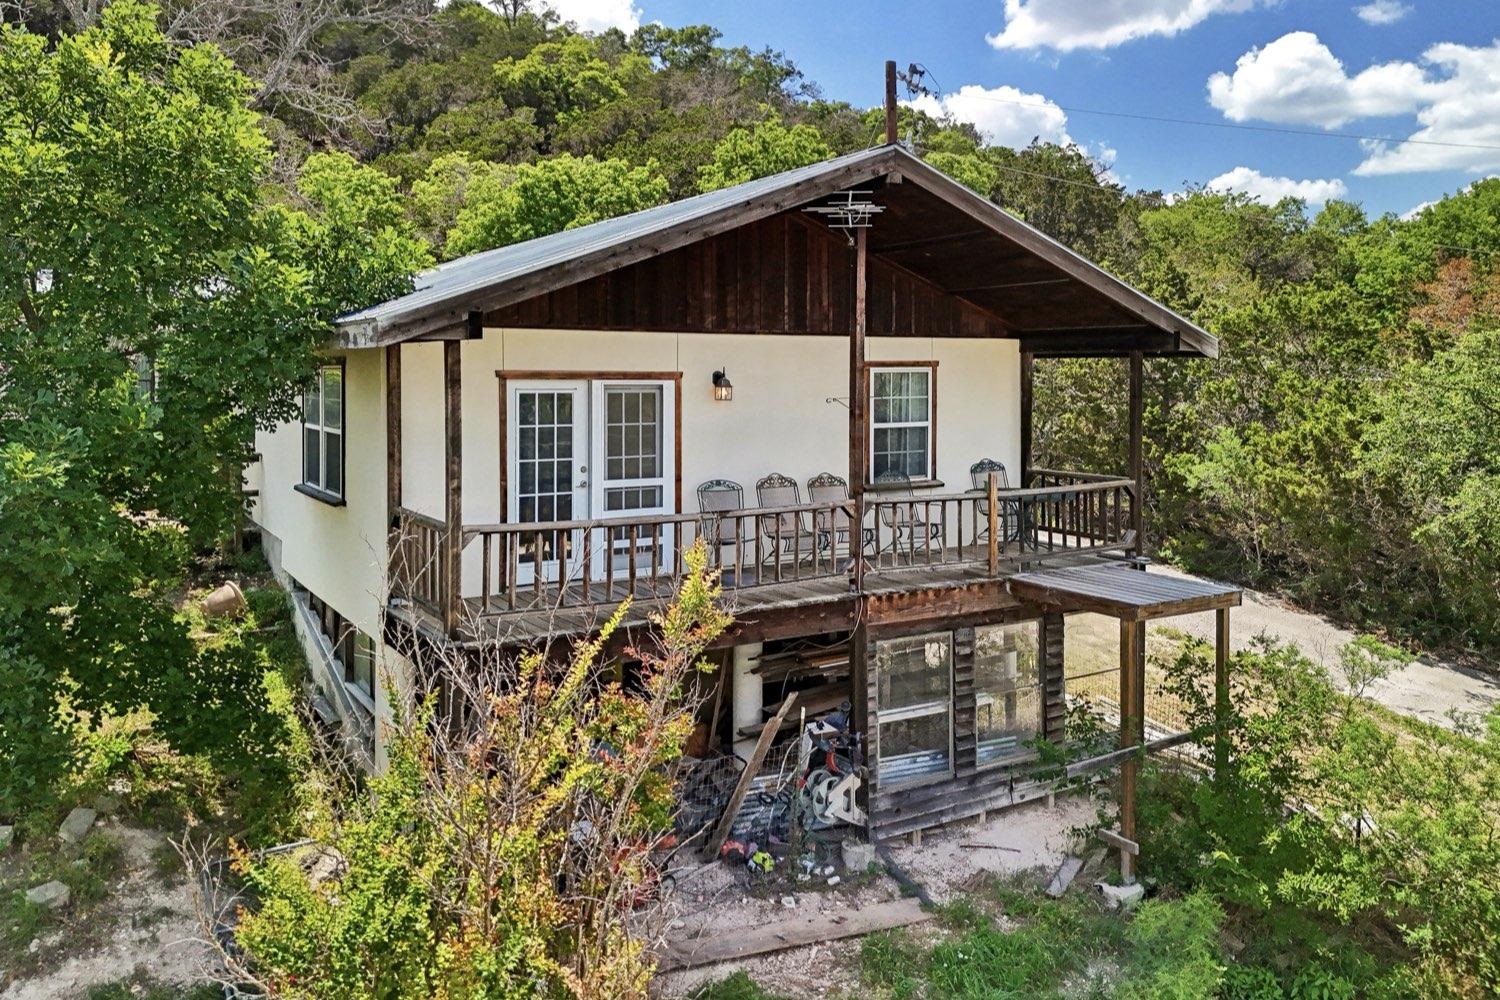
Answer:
548;0;1500;217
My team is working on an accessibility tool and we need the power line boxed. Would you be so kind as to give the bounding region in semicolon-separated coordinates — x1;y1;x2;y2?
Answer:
950;91;1500;154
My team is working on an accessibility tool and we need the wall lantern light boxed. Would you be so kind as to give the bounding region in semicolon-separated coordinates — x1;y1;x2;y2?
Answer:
712;368;733;402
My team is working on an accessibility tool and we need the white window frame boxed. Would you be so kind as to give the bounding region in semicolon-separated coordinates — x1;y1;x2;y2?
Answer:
300;362;344;502
869;365;934;482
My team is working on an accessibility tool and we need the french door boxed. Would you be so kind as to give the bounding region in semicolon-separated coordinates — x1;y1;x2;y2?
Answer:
507;378;675;586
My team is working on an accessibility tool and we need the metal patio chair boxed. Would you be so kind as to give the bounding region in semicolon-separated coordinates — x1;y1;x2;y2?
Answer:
873;469;943;556
696;479;744;571
806;472;874;555
970;457;1019;544
755;472;818;564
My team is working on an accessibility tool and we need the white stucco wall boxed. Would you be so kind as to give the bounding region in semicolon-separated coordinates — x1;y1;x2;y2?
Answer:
254;328;1021;617
252;347;389;634
426;327;1021;521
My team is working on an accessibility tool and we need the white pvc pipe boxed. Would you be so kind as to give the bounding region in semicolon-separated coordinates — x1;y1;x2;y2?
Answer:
731;642;764;760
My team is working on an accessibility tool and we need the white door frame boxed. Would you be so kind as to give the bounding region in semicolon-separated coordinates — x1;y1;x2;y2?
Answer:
507;379;588;585
506;377;677;586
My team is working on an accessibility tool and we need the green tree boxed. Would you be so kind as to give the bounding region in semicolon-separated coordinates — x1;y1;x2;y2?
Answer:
445;153;667;256
697;112;833;192
0;4;427;814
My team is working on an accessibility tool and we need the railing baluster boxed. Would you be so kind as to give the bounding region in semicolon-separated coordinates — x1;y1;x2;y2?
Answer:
481;532;492;613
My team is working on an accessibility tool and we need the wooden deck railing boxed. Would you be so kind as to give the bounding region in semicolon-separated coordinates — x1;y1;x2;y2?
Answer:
863;476;1136;574
390;507;447;617
389;472;1137;625
460;499;856;614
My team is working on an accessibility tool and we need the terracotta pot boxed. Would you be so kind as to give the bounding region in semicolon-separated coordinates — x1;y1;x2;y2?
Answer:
202;580;247;618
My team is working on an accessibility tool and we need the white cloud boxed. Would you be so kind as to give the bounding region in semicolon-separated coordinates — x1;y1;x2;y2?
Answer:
1207;33;1500;175
1206;166;1348;205
542;0;640;34
1353;43;1500;176
987;0;1256;52
1207;32;1433;126
1399;198;1435;221
1354;1;1410;25
904;85;1072;148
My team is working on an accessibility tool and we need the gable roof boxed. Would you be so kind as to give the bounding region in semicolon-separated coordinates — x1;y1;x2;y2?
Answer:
338;145;1216;358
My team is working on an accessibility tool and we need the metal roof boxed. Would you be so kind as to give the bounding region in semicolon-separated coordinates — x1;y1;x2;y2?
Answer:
338;146;892;342
337;144;1217;357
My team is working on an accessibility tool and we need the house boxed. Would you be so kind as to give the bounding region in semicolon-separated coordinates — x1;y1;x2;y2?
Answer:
249;141;1240;851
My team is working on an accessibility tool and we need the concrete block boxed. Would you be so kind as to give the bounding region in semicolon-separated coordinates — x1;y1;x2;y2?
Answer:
842;838;876;872
1096;881;1146;911
58;807;96;845
25;880;70;909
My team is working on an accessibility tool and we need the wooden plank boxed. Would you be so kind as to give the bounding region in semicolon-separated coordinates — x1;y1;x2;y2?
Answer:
1097;827;1140;856
658;897;930;972
1046;856;1085;898
706;691;799;858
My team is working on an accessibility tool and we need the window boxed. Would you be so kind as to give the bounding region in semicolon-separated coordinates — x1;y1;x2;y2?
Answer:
602;385;665;513
974;622;1043;766
875;632;953;786
347;631;376;702
301;363;344;501
870;366;933;480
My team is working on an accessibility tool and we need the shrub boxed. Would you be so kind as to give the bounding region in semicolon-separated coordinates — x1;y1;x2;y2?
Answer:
221;541;731;999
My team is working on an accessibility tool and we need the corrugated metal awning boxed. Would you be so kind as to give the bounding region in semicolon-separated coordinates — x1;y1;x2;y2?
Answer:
1007;563;1241;621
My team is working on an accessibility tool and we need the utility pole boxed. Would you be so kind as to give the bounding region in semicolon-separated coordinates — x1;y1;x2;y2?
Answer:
884;60;898;145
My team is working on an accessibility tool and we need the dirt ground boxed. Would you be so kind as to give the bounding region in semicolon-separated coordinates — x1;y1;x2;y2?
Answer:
653;793;1098;998
1;821;214;1000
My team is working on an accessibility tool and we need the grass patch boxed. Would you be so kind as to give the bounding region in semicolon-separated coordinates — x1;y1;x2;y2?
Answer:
690;971;794;1000
855;879;1238;1000
0;829;128;974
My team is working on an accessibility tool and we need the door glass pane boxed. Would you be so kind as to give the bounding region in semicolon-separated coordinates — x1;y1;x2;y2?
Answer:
515;391;575;547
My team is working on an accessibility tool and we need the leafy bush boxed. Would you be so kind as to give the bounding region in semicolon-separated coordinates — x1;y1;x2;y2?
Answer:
1112;893;1225;1000
223;543;730;999
1145;635;1500;995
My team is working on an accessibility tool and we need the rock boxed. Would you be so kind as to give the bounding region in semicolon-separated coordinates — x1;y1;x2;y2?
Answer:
0;825;13;852
93;794;121;816
25;880;70;909
58;807;96;845
1096;881;1145;911
826;875;841;886
841;838;875;872
780;895;797;909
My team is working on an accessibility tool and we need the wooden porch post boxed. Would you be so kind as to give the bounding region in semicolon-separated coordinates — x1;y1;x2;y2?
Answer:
1019;350;1034;486
849;226;870;750
1127;351;1144;558
443;339;462;636
386;344;402;528
1214;606;1231;780
1118;616;1145;883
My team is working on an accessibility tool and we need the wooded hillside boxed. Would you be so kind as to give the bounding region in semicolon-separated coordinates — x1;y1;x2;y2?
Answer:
8;0;1499;662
